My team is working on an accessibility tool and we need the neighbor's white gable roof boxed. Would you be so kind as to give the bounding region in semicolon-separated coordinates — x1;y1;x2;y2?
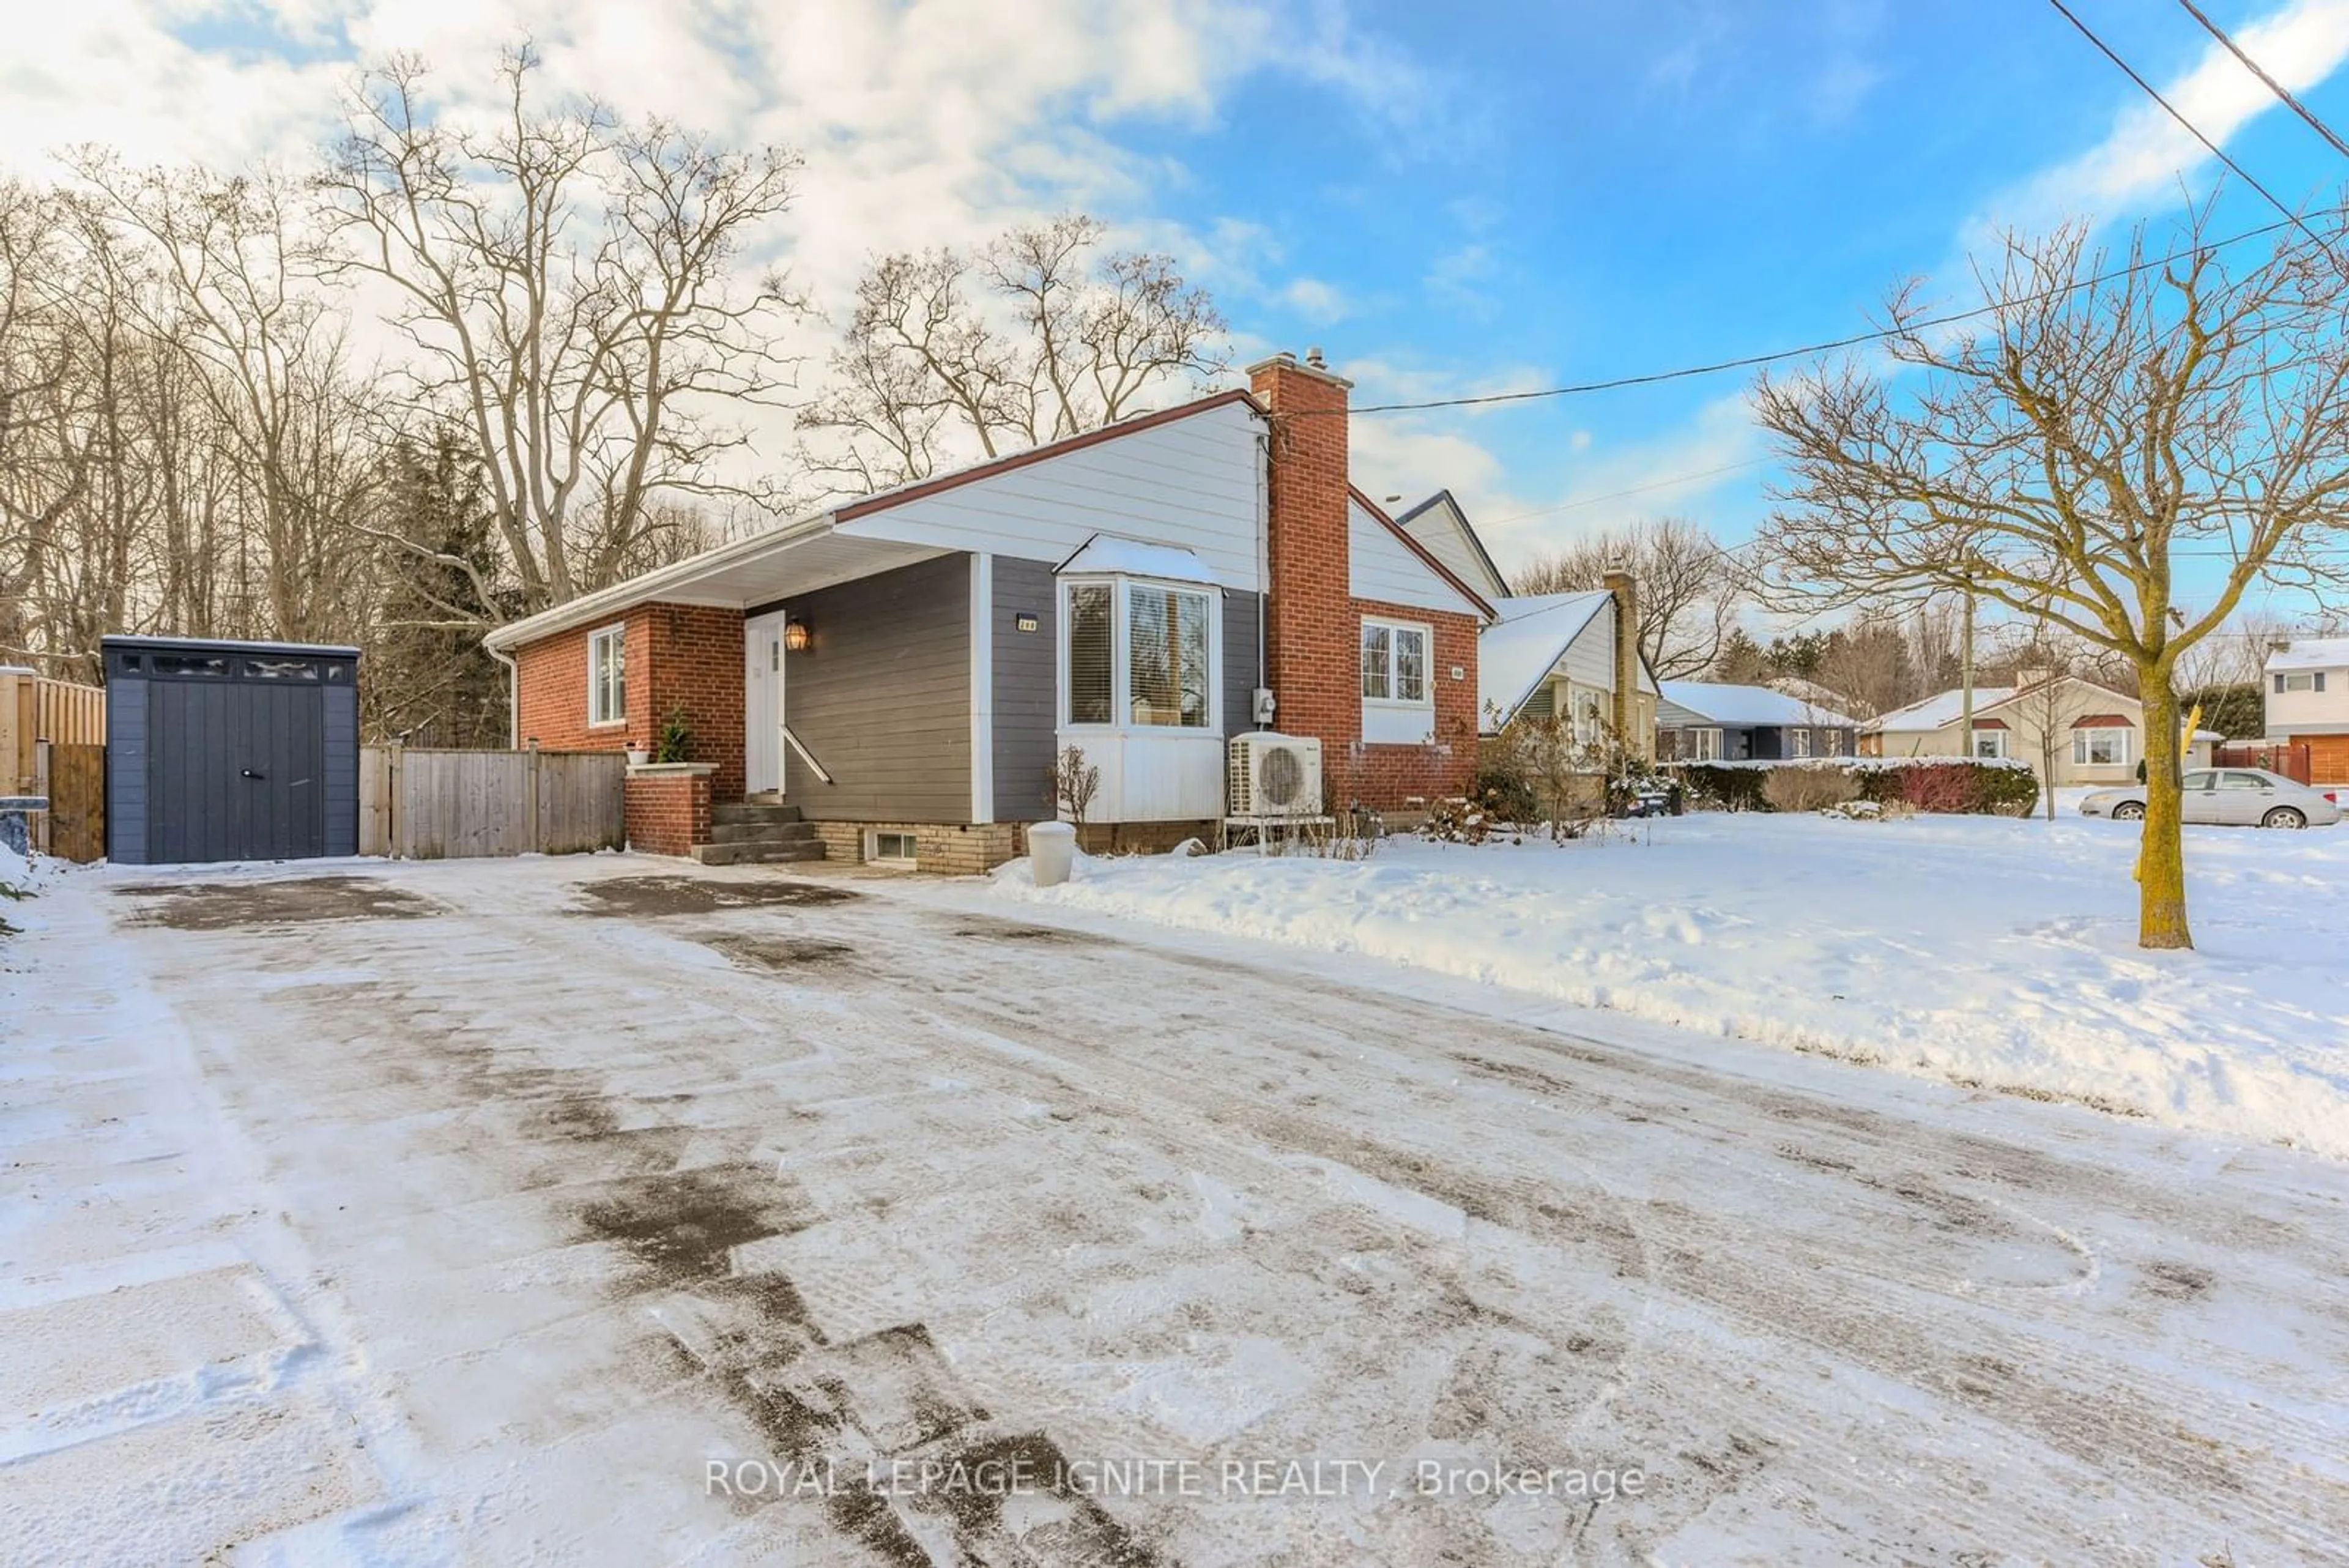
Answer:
1392;491;1509;600
2266;637;2349;672
1057;535;1219;584
1477;591;1614;730
1658;680;1860;729
1863;687;2021;734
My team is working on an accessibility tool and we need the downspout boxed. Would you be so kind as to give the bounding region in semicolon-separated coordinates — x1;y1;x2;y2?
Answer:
488;644;519;749
1255;426;1270;730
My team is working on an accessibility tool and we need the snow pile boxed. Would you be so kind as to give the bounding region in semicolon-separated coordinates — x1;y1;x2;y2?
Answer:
996;814;2349;1157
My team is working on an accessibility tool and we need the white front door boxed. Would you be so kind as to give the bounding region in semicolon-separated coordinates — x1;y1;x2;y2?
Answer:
744;610;785;795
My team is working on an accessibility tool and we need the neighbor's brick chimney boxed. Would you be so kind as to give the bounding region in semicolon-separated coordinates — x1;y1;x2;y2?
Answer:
1249;347;1355;767
1603;565;1640;745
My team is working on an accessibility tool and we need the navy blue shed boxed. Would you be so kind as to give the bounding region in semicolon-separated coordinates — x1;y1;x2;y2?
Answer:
102;636;360;865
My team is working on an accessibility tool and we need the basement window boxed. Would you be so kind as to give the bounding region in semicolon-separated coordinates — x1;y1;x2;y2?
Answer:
864;830;918;868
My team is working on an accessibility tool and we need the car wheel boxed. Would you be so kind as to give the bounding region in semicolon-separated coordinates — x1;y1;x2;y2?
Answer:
2112;801;2147;821
2262;807;2307;830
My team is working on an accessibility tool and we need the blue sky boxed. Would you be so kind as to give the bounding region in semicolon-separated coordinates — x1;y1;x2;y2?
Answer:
7;0;2348;623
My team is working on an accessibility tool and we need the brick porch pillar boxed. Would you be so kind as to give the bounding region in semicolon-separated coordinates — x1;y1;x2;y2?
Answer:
624;762;716;856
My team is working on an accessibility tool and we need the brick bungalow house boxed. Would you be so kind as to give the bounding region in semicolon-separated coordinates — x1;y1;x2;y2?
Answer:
485;351;1497;871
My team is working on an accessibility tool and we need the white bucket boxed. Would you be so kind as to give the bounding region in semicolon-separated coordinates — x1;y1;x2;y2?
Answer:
1028;821;1077;886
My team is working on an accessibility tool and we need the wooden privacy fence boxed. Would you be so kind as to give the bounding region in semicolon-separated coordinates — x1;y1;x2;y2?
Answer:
4;669;108;860
360;746;625;859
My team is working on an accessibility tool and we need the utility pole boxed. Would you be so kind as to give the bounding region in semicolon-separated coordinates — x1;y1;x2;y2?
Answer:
1959;569;1976;756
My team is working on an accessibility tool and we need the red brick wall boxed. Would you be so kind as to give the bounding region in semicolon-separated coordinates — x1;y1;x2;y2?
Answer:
1250;354;1358;776
514;602;746;801
623;770;712;856
1251;351;1482;814
1335;599;1480;809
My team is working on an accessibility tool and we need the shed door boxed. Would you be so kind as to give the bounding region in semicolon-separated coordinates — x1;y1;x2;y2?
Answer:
149;677;325;863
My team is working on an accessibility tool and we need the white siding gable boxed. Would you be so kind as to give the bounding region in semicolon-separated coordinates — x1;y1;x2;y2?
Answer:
1556;601;1615;689
1349;499;1483;615
837;399;1267;589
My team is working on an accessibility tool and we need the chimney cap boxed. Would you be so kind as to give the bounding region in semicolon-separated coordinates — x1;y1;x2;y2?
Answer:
1305;346;1326;368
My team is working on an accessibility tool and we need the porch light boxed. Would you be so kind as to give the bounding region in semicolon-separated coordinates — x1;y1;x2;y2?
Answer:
783;617;811;653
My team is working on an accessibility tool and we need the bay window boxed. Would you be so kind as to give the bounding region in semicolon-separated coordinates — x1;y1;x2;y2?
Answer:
2073;726;2131;767
1060;576;1219;730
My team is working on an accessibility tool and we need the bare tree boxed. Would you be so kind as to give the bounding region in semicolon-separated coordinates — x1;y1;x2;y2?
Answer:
1756;209;2349;948
1510;515;1745;680
798;214;1226;490
317;48;803;621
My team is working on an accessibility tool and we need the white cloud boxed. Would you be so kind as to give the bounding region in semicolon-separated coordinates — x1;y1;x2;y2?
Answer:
1975;0;2349;239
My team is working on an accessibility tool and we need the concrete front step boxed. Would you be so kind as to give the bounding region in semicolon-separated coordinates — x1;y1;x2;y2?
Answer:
706;820;819;845
689;839;826;866
713;800;804;827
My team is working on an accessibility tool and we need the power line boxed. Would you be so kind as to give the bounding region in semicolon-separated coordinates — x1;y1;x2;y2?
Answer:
2173;0;2349;160
1479;458;1773;528
1341;216;2299;416
2042;0;2325;246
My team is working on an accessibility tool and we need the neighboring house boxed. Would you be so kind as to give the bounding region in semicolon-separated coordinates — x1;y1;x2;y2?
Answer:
1477;587;1658;755
2263;637;2349;783
486;350;1495;870
1860;675;2217;785
1393;490;1510;603
1655;681;1860;762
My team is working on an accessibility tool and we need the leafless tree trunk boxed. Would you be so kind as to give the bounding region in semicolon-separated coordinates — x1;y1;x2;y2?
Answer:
1756;208;2349;948
317;48;803;620
1509;515;1745;680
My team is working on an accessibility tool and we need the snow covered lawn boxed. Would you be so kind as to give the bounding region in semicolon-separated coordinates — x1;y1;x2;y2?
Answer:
996;811;2349;1158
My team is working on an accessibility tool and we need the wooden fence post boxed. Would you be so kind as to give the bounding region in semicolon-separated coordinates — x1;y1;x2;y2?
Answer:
526;739;542;855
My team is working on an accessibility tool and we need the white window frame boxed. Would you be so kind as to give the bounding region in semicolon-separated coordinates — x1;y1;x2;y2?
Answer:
1691;726;1721;762
1823;728;1847;757
2276;671;2325;693
587;622;627;728
864;829;919;868
1056;574;1223;734
1360;616;1433;706
1791;727;1813;759
2073;726;2132;767
1972;728;2008;760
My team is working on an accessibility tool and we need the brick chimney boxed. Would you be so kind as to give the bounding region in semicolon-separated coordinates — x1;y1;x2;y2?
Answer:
1603;566;1641;750
1249;348;1356;767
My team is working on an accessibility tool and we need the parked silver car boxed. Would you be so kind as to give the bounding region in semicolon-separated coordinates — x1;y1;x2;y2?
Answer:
2080;768;2343;829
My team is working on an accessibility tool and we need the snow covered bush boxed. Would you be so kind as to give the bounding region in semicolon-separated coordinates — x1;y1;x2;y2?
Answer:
1762;767;1860;814
1675;764;1770;812
1859;760;2040;816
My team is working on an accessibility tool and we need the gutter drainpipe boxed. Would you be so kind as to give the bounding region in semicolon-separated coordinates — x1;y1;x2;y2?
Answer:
488;644;520;749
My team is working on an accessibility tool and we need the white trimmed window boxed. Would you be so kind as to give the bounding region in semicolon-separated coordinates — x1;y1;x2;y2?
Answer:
1791;728;1813;759
864;830;918;868
1060;576;1219;730
1688;727;1721;762
587;623;626;727
2276;671;2326;693
1360;618;1430;704
1361;616;1434;745
1824;728;1847;757
1973;728;2008;759
2073;727;2132;767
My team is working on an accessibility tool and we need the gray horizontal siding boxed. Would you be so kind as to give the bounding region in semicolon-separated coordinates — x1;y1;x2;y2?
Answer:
1223;589;1262;738
993;555;1056;823
779;553;973;822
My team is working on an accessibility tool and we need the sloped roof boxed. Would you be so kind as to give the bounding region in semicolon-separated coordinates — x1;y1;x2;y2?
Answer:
1658;680;1860;729
1392;490;1508;601
2266;637;2349;672
1476;591;1614;730
1057;535;1217;584
1863;687;2020;733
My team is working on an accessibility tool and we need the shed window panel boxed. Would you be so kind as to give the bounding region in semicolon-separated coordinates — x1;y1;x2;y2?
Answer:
588;625;626;726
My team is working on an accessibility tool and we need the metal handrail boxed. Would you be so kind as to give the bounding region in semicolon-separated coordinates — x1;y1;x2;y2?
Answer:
784;724;835;786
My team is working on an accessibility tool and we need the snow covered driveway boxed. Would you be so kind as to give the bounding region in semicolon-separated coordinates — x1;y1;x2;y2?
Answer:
4;855;2347;1564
